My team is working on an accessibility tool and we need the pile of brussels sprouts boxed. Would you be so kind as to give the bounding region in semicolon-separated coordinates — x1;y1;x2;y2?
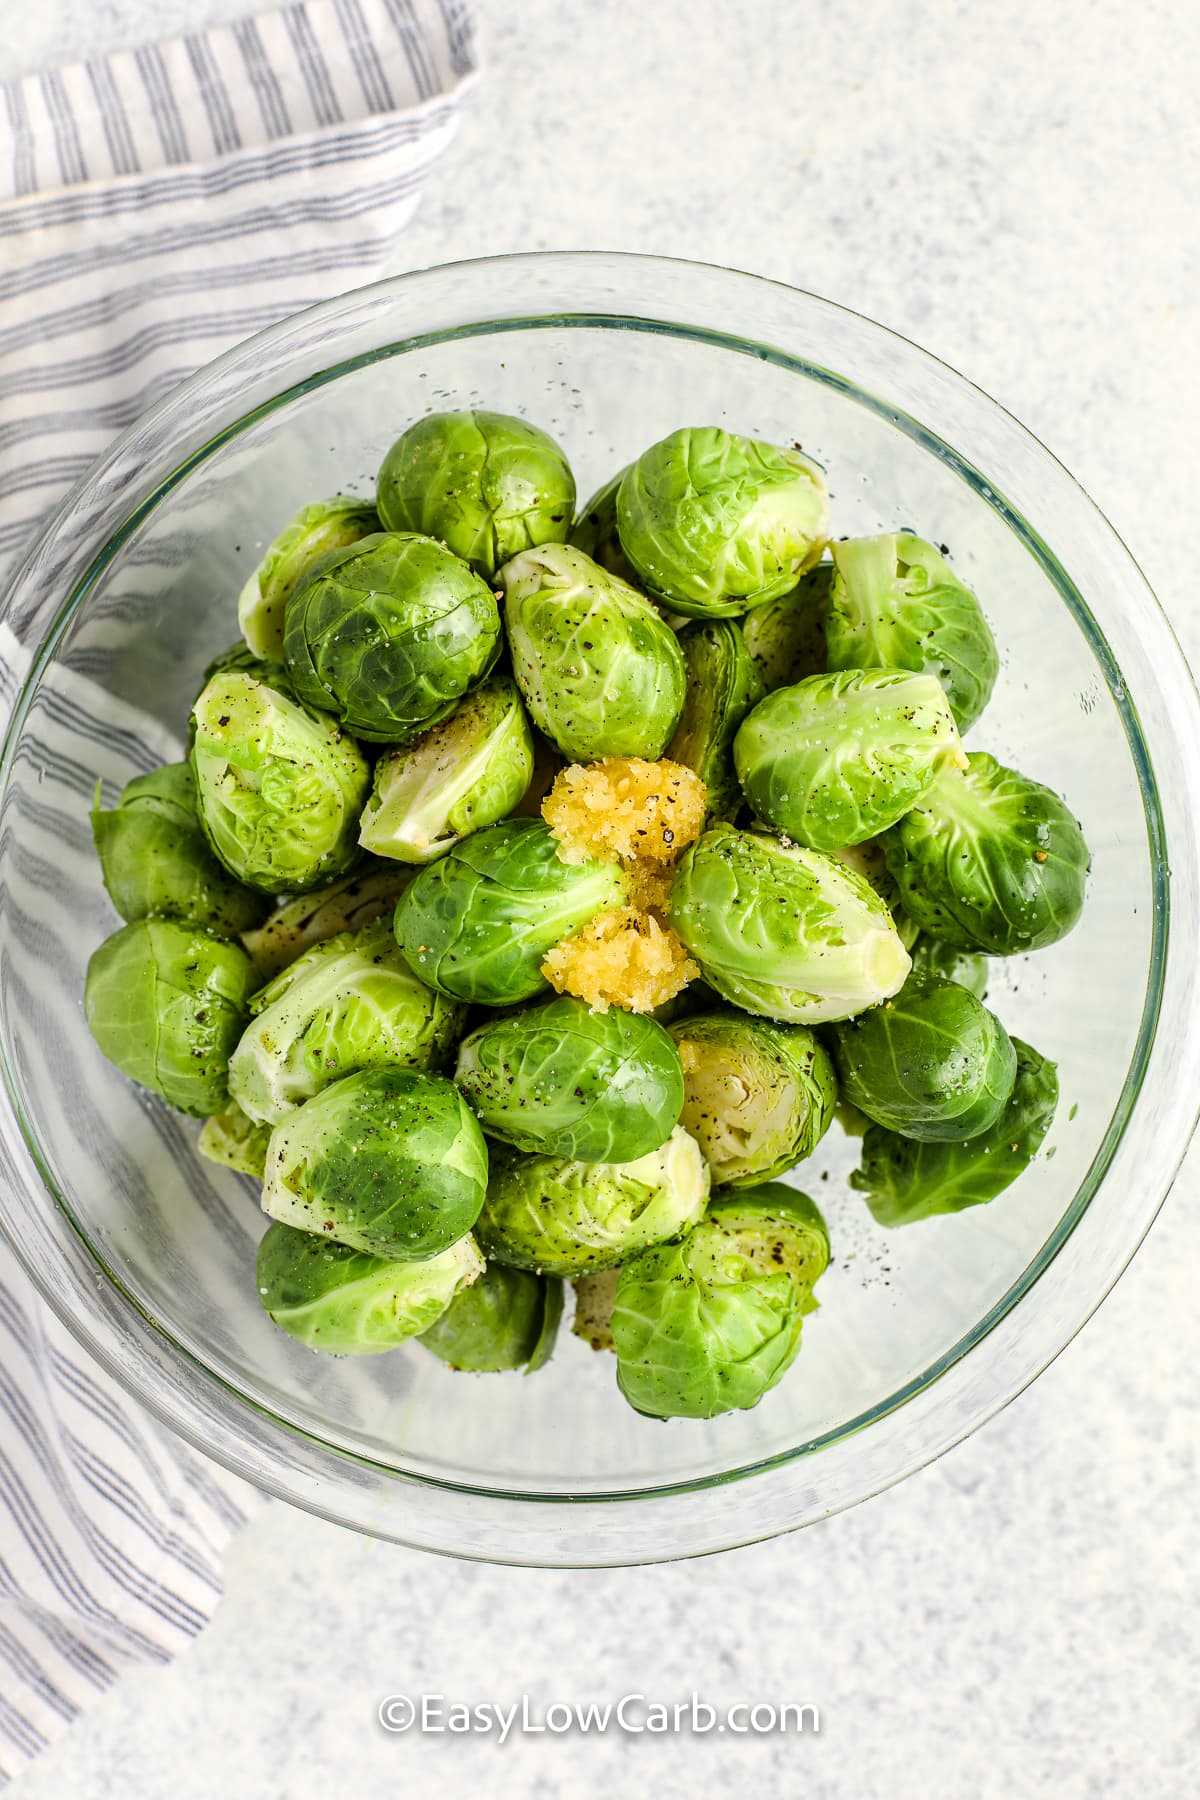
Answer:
84;410;1088;1422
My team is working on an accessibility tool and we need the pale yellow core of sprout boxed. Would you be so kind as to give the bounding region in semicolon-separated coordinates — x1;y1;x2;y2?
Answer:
542;906;698;1014
542;758;706;868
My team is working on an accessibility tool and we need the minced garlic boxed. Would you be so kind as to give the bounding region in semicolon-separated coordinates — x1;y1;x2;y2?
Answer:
541;906;698;1014
542;757;706;868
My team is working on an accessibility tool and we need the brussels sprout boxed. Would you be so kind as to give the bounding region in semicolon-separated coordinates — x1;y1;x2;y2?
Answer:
669;824;911;1024
827;534;999;731
85;919;256;1116
198;1104;273;1179
475;1126;709;1277
572;1269;620;1352
740;563;831;692
257;1220;482;1355
455;996;684;1161
283;532;502;743
615;427;829;617
568;468;635;580
395;818;628;1007
419;1262;564;1372
91;761;269;934
241;865;413;980
502;543;686;761
850;1039;1058;1226
262;1067;489;1260
358;675;534;864
668;1010;835;1187
612;1184;830;1418
908;936;988;999
665;620;766;823
733;668;967;852
377;411;575;578
883;752;1090;954
191;669;369;893
238;496;379;661
829;974;1017;1141
229;920;464;1126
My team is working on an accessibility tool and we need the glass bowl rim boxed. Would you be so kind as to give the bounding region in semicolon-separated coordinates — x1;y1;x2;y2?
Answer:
0;250;1196;1559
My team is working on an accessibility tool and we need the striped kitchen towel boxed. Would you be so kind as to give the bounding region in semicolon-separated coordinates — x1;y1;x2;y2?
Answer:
0;1;477;1780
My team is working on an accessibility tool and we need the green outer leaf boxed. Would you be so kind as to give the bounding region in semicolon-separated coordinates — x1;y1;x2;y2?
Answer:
283;531;502;743
733;667;967;853
502;542;686;761
357;674;534;864
238;496;380;662
377;411;575;578
85;919;257;1116
740;563;832;692
612;1183;830;1419
908;935;988;998
883;751;1090;954
191;670;370;893
850;1038;1059;1226
828;973;1017;1141
256;1221;483;1355
668;823;911;1024
668;1009;836;1187
418;1262;563;1371
91;761;269;934
826;533;999;731
568;467;635;581
261;1067;489;1260
198;1105;273;1178
666;619;766;823
395;817;629;1006
455;995;684;1162
615;427;829;617
229;919;464;1126
240;864;414;980
475;1126;710;1277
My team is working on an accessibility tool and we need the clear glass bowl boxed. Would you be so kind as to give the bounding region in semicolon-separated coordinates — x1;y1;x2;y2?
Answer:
1;252;1198;1567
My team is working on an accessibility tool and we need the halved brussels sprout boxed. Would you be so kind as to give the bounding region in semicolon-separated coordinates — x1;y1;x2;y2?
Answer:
612;1184;829;1418
733;668;967;852
229;920;464;1126
191;669;369;893
615;427;829;617
261;1067;488;1260
502;543;686;761
85;919;256;1116
668;824;911;1023
571;1269;620;1352
829;973;1016;1141
455;995;684;1162
91;761;269;934
883;752;1090;953
568;467;634;580
740;563;831;692
475;1126;709;1277
668;1010;835;1187
908;936;988;998
238;496;379;661
419;1262;563;1372
850;1038;1058;1226
827;534;999;731
377;411;575;578
283;532;502;743
257;1220;482;1355
358;675;534;864
665;620;766;823
199;1104;273;1179
241;864;413;980
395;818;629;1006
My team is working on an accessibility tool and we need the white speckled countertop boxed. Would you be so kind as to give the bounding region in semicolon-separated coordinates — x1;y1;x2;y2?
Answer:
5;1;1200;1794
